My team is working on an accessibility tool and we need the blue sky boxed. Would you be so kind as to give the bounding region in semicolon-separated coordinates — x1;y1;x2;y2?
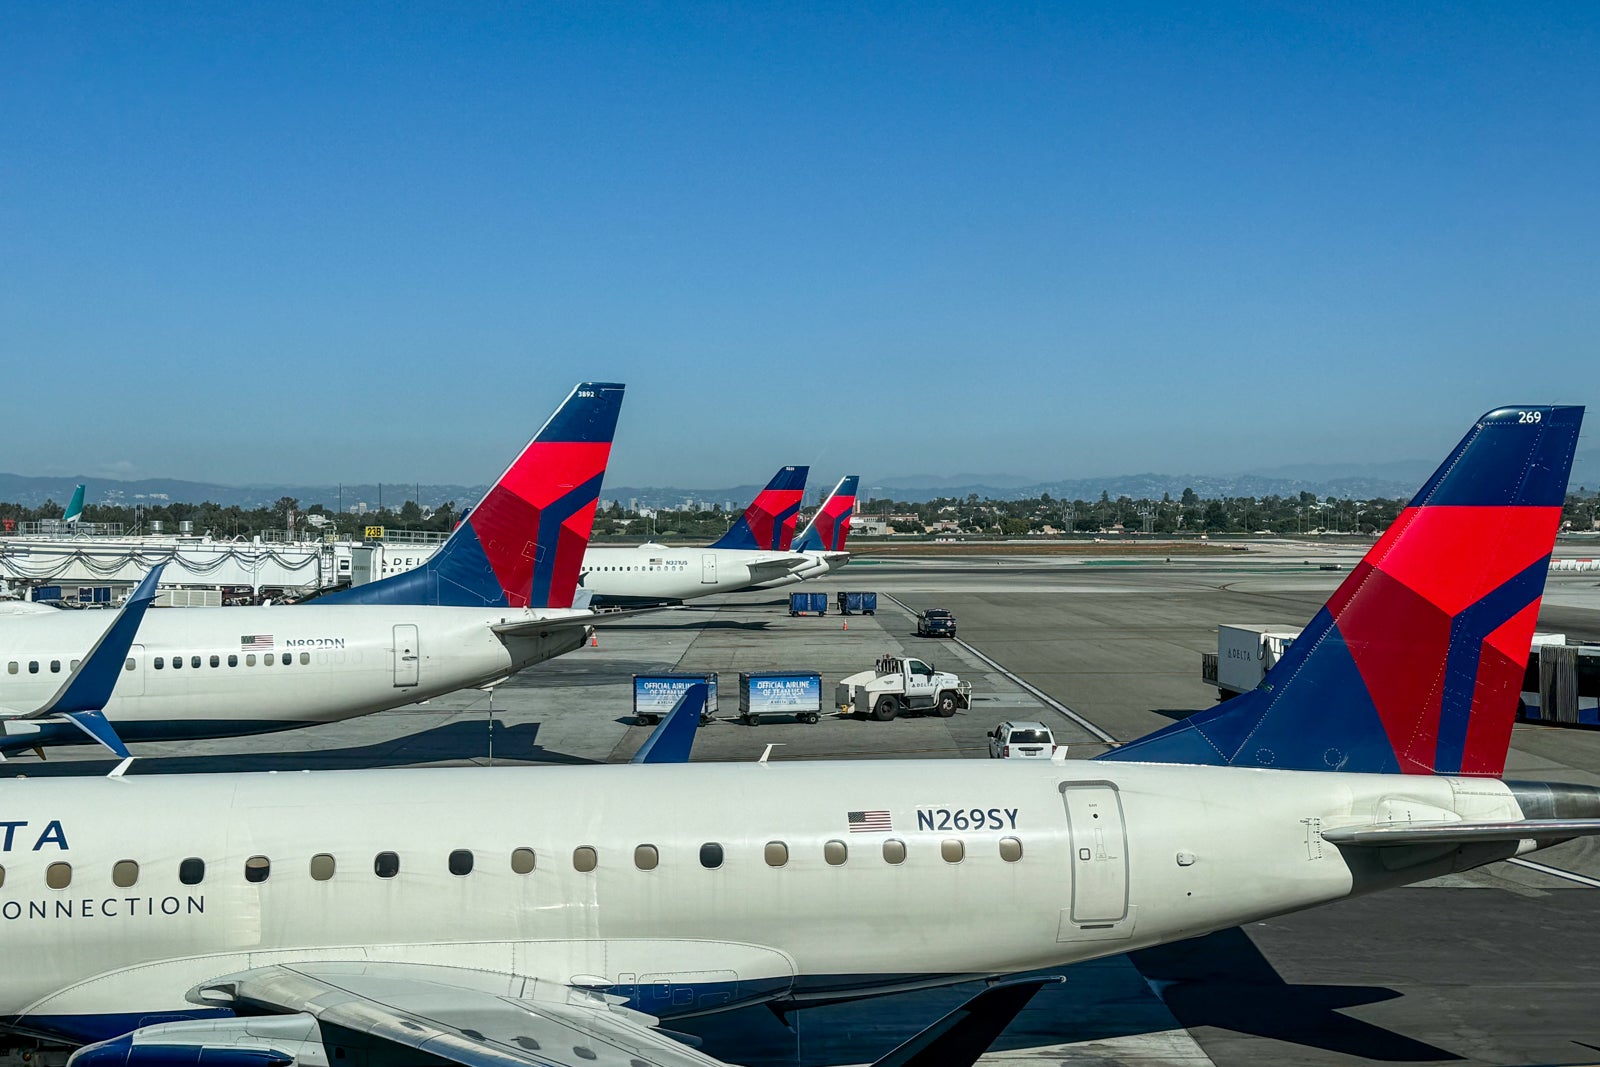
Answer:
3;3;1596;488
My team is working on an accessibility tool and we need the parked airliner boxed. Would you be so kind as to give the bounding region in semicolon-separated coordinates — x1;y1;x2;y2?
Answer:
0;406;1590;1067
580;466;814;606
756;473;858;587
0;383;627;756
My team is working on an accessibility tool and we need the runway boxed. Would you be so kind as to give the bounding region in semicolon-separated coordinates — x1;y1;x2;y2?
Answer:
14;552;1600;1066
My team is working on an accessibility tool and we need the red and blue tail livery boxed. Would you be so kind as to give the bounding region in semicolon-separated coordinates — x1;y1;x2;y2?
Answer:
322;382;625;609
793;475;859;552
1101;405;1583;777
710;465;809;552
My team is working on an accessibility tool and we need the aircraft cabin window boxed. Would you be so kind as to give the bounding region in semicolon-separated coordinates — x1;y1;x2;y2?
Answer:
210;655;220;668
50;660;61;673
310;854;336;881
941;839;965;864
5;662;15;674
245;856;271;883
112;860;139;888
28;661;39;674
374;852;400;878
179;858;206;885
0;866;5;888
634;845;659;871
998;837;1024;862
573;846;598;873
281;653;292;666
228;655;238;667
71;659;80;670
46;862;72;890
191;656;201;669
153;657;164;669
300;652;310;665
246;654;257;667
764;842;789;868
510;848;536;874
123;658;135;672
699;843;723;869
882;839;907;865
824;840;848;866
173;656;183;670
449;850;473;876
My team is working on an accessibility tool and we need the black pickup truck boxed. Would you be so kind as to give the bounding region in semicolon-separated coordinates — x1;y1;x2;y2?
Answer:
915;608;958;638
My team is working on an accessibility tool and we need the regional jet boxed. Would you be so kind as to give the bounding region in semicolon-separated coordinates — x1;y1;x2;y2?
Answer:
0;406;1593;1067
0;382;627;755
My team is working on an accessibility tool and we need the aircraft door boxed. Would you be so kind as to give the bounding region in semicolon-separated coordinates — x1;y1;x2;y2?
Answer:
392;624;420;687
701;553;718;585
126;643;147;697
1059;782;1130;933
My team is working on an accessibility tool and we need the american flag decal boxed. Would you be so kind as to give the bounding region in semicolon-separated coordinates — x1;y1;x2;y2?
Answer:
241;634;274;650
847;810;892;833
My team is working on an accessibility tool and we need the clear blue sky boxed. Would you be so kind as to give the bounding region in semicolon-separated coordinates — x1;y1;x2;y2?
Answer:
3;3;1596;488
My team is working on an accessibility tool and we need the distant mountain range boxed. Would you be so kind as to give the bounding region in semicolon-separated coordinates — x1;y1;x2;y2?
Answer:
2;448;1595;511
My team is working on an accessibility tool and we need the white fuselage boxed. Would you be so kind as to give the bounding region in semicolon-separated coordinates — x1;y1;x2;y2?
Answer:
0;759;1530;1044
0;605;591;747
580;544;808;603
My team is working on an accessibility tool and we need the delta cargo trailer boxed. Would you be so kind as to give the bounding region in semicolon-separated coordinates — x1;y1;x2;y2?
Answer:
836;591;877;615
739;671;824;725
632;673;719;726
788;592;828;616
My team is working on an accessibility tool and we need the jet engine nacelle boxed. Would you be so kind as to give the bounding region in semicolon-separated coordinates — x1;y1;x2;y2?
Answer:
69;1015;329;1067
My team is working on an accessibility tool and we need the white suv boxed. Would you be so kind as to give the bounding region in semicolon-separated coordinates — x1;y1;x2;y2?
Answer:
988;721;1058;759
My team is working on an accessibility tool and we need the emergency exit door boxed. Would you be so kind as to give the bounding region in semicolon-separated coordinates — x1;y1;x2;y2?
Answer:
1061;783;1129;925
701;553;718;584
392;624;420;687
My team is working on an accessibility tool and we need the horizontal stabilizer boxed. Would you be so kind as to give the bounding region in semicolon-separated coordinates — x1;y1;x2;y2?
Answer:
1322;819;1600;847
869;976;1063;1067
60;710;131;760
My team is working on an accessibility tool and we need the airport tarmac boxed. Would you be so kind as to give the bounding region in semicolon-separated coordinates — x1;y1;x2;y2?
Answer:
14;553;1600;1067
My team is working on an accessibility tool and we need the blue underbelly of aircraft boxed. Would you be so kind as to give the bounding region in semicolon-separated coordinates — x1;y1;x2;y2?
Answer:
0;718;328;753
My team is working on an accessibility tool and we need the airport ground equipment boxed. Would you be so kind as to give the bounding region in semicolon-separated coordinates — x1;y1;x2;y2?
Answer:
632;673;718;726
1521;641;1600;724
836;591;877;615
837;653;971;720
788;591;828;616
988;720;1058;759
915;607;957;637
738;671;823;725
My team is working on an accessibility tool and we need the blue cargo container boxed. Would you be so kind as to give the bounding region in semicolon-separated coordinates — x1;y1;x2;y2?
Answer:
632;673;718;726
32;585;63;603
836;591;877;615
739;671;824;725
788;592;828;616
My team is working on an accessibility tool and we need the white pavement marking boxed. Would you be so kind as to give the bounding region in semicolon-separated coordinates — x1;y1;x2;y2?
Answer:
1506;856;1600;888
879;592;1119;746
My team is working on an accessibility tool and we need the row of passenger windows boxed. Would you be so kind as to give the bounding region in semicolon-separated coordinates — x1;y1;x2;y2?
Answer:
4;652;311;675
0;838;1025;890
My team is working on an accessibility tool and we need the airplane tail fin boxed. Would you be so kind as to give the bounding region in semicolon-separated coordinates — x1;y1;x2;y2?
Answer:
793;475;859;552
630;683;707;764
63;484;85;525
709;466;808;551
1100;406;1584;776
320;383;625;609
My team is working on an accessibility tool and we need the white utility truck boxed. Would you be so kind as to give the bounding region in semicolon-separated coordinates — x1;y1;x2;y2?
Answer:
836;654;972;720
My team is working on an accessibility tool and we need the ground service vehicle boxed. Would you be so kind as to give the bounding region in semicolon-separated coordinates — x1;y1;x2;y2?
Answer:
916;608;957;637
836;654;971;720
988;720;1058;759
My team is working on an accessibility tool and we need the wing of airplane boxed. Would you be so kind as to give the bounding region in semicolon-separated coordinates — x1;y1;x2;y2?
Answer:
3;564;166;759
159;962;1053;1067
1322;819;1600;846
489;605;671;639
744;555;810;584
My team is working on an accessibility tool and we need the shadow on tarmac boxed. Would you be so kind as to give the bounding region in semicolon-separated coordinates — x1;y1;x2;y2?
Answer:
0;722;600;778
1131;928;1461;1061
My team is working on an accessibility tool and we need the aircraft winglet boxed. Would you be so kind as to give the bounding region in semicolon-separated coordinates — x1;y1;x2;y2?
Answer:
630;683;707;764
27;563;165;758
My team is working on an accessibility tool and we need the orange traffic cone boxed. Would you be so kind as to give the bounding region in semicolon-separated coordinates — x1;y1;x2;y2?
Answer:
842;621;848;632
590;632;599;647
